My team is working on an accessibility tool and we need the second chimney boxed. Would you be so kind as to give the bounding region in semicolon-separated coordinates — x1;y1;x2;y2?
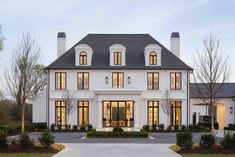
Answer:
57;32;66;58
170;32;180;58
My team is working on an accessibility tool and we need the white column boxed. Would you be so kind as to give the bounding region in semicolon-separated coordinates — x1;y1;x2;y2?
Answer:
97;101;102;131
134;101;140;131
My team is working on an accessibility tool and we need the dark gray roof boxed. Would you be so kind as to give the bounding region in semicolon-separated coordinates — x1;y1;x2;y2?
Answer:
57;32;66;38
171;32;180;38
46;34;192;70
190;83;235;98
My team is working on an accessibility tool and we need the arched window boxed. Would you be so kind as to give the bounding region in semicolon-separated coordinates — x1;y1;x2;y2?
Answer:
149;51;157;65
79;51;87;65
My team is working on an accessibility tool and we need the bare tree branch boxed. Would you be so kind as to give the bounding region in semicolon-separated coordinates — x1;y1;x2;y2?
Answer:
4;31;46;133
0;25;5;52
192;34;230;131
62;90;76;125
161;89;171;126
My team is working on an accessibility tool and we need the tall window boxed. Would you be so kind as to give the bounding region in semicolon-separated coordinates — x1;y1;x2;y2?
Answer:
147;72;159;90
170;72;181;90
170;101;181;126
78;101;89;126
114;52;122;65
79;51;87;65
149;51;157;65
77;72;89;90
55;72;66;90
55;101;66;126
148;101;159;126
112;72;124;88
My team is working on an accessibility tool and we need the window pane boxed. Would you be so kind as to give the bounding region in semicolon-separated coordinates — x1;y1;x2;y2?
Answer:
170;73;176;90
119;73;124;88
153;73;158;89
84;73;89;89
148;73;152;89
112;73;117;88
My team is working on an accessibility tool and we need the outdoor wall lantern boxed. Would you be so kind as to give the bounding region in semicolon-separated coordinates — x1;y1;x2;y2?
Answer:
230;107;233;114
128;77;131;84
105;76;108;84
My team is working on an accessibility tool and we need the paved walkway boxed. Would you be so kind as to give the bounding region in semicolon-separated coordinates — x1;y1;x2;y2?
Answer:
53;143;181;157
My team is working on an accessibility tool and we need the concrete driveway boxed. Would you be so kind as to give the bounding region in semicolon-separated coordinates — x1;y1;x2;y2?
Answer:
53;143;181;157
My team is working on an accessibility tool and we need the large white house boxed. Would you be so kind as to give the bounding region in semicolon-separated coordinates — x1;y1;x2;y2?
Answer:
33;32;235;130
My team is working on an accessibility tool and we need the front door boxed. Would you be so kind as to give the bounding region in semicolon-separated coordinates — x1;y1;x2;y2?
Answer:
103;101;134;127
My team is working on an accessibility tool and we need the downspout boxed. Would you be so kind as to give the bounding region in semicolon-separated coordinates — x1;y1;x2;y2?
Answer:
46;70;50;128
187;70;193;126
232;96;235;124
186;70;189;126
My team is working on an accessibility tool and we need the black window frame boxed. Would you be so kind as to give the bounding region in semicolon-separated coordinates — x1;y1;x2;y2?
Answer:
147;72;159;90
149;51;157;65
147;101;159;126
79;51;87;65
170;101;182;126
55;100;67;126
114;52;122;65
55;72;67;90
77;101;89;126
77;72;89;90
102;100;134;127
112;72;124;88
170;72;182;90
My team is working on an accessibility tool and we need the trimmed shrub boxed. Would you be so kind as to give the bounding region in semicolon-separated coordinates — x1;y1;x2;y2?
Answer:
174;125;179;131
142;125;150;132
11;139;18;145
167;125;172;131
87;125;93;131
0;130;8;150
181;125;187;131
220;132;235;149
176;131;193;149
73;125;78;131
80;126;86;132
151;124;157;131
200;133;215;149
87;131;148;138
50;124;55;131
159;124;164;131
19;133;33;149
57;125;62;131
38;130;55;148
113;127;124;133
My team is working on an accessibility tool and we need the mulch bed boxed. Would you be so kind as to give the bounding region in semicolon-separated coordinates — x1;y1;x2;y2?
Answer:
0;145;59;153
178;145;235;154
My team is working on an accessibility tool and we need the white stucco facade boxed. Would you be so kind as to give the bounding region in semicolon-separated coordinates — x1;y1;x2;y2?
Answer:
43;69;189;131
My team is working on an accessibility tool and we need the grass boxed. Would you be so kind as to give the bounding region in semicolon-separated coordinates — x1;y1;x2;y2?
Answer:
181;155;235;157
0;153;54;157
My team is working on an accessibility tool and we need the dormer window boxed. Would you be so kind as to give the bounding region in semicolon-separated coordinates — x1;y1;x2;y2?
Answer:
75;44;93;66
114;52;122;65
109;44;126;66
149;51;157;65
144;44;162;66
79;51;87;65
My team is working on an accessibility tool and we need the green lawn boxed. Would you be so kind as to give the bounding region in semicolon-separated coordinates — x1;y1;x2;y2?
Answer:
0;153;54;157
181;154;235;157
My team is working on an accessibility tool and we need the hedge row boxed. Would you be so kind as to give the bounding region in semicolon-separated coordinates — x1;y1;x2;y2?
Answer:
142;124;211;133
224;124;235;131
87;131;148;138
0;123;47;135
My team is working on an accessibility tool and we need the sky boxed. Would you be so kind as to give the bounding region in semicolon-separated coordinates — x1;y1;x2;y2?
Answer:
0;0;235;92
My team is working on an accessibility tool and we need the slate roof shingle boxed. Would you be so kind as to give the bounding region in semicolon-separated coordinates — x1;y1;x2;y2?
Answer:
46;34;192;70
190;83;235;98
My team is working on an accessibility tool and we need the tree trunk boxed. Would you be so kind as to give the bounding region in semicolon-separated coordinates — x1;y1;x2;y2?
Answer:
21;103;25;133
210;97;215;132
